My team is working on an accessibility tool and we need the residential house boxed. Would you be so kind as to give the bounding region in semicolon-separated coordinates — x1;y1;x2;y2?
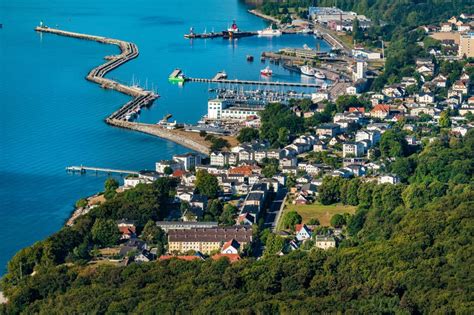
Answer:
343;142;365;157
356;129;381;146
221;239;240;254
315;236;336;250
378;174;401;184
316;123;341;137
295;224;312;241
370;104;392;119
117;219;136;240
173;153;202;171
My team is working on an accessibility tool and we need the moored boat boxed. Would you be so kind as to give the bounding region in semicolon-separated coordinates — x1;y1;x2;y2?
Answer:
260;66;272;76
300;65;315;76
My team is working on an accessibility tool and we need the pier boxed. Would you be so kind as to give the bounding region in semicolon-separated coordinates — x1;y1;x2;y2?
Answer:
34;26;158;122
185;76;325;88
66;166;139;175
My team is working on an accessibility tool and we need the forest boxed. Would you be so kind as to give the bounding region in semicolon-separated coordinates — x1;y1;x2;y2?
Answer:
0;131;472;314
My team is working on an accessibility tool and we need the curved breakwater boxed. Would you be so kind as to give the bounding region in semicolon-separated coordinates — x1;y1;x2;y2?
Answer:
34;26;207;154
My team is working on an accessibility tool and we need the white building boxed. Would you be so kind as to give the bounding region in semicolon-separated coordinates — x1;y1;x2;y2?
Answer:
173;153;201;171
207;99;263;121
343;142;365;158
378;174;400;185
353;60;366;81
356;129;381;147
315;236;336;250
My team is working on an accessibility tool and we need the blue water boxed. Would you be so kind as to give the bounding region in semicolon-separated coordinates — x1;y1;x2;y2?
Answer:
0;0;330;273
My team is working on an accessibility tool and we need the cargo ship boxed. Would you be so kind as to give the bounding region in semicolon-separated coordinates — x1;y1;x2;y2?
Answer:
222;20;254;39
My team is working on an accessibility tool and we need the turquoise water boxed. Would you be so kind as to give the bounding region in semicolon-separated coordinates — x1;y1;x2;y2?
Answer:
0;0;330;273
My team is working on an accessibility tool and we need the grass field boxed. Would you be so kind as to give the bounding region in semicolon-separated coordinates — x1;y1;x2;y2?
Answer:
278;201;357;229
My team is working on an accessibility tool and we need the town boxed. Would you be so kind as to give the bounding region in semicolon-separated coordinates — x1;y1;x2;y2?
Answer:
63;10;474;266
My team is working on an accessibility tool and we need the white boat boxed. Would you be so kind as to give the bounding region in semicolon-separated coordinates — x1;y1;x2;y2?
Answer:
258;26;282;37
300;27;312;34
315;71;326;79
300;65;315;76
260;66;273;76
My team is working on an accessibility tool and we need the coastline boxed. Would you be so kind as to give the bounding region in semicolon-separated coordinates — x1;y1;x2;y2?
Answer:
248;9;281;25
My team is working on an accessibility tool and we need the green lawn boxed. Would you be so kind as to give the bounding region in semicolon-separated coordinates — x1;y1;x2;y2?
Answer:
278;201;357;229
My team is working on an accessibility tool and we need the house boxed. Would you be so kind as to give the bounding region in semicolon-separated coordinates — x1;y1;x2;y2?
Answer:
370;104;392;119
316;123;341;137
173;153;202;171
295;224;312;241
433;74;448;88
343;142;365;157
343;164;366;177
210;151;229;167
355;129;381;146
315;236;336;250
117;219;136;240
441;22;452;32
416;64;434;76
313;141;328;152
382;85;405;98
155;159;183;174
237;212;255;225
378;174;400;184
124;175;143;188
452;80;469;94
293;193;308;205
119;238;147;257
279;157;298;168
221;239;240;254
167;227;253;254
134;250;155;263
416;93;435;104
189;194;208;215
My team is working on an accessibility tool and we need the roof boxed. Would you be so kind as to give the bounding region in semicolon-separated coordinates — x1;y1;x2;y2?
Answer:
168;227;253;243
172;169;186;177
211;254;241;263
372;104;390;113
159;255;204;261
222;239;240;251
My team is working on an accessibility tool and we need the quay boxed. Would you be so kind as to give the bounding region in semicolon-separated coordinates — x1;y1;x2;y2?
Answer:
66;166;139;175
34;26;158;122
185;76;325;88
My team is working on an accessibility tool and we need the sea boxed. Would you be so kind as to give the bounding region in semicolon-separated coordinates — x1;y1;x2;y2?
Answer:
0;0;330;274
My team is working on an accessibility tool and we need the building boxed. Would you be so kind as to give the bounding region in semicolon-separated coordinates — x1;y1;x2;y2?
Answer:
352;49;381;60
155;221;218;233
343;142;365;157
356;129;381;146
173;153;201;171
370;104;392;119
353;60;366;81
316;123;341;137
378;174;401;185
315;236;336;250
459;33;474;58
167;227;253;254
295;224;312;241
155;159;183;174
207;99;264;121
117;219;136;240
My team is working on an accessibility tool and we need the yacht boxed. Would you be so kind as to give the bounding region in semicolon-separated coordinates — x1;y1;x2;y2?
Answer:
300;65;315;76
315;71;326;79
257;25;282;37
260;66;273;76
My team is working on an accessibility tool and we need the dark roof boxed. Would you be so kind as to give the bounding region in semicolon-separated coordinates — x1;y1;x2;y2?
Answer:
247;192;264;201
168;227;253;243
241;204;260;215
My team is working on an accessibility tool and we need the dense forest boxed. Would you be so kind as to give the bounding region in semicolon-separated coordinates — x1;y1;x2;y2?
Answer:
0;131;472;313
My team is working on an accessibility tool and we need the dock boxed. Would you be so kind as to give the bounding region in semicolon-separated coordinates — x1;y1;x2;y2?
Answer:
66;166;139;175
34;26;158;122
185;76;325;88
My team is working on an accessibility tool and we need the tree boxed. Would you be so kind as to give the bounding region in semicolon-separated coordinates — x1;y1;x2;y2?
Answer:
210;138;230;151
91;219;120;247
379;129;408;158
439;110;451;128
75;198;88;208
264;233;286;256
319;176;343;205
163;166;173;175
195;170;219;199
281;211;302;231
219;204;237;226
330;214;346;228
142;220;166;245
104;178;119;200
307;218;320;226
237;127;259;143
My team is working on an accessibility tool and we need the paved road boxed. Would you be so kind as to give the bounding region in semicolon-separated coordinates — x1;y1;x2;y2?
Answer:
264;187;288;231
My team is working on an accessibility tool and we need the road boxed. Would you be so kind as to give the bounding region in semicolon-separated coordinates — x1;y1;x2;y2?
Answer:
264;187;288;231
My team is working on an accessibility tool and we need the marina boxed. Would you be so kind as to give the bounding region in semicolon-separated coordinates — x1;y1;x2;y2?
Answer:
34;25;158;123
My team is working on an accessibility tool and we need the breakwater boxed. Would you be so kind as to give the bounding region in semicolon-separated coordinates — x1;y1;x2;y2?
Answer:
34;26;158;122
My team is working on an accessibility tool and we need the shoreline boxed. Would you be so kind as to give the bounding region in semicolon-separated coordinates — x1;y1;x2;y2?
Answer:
248;9;281;25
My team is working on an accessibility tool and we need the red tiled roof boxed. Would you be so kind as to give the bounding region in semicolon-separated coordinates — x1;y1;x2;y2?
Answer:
229;165;256;176
371;104;390;113
172;170;186;177
349;107;365;113
211;254;241;263
118;226;136;235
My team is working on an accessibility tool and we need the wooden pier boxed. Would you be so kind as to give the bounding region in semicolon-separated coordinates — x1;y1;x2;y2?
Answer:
66;166;139;175
34;26;158;122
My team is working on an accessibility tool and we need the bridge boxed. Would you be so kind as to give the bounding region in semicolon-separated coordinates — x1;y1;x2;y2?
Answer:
66;166;139;175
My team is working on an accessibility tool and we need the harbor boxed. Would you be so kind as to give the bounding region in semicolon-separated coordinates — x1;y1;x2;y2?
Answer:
35;25;158;123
